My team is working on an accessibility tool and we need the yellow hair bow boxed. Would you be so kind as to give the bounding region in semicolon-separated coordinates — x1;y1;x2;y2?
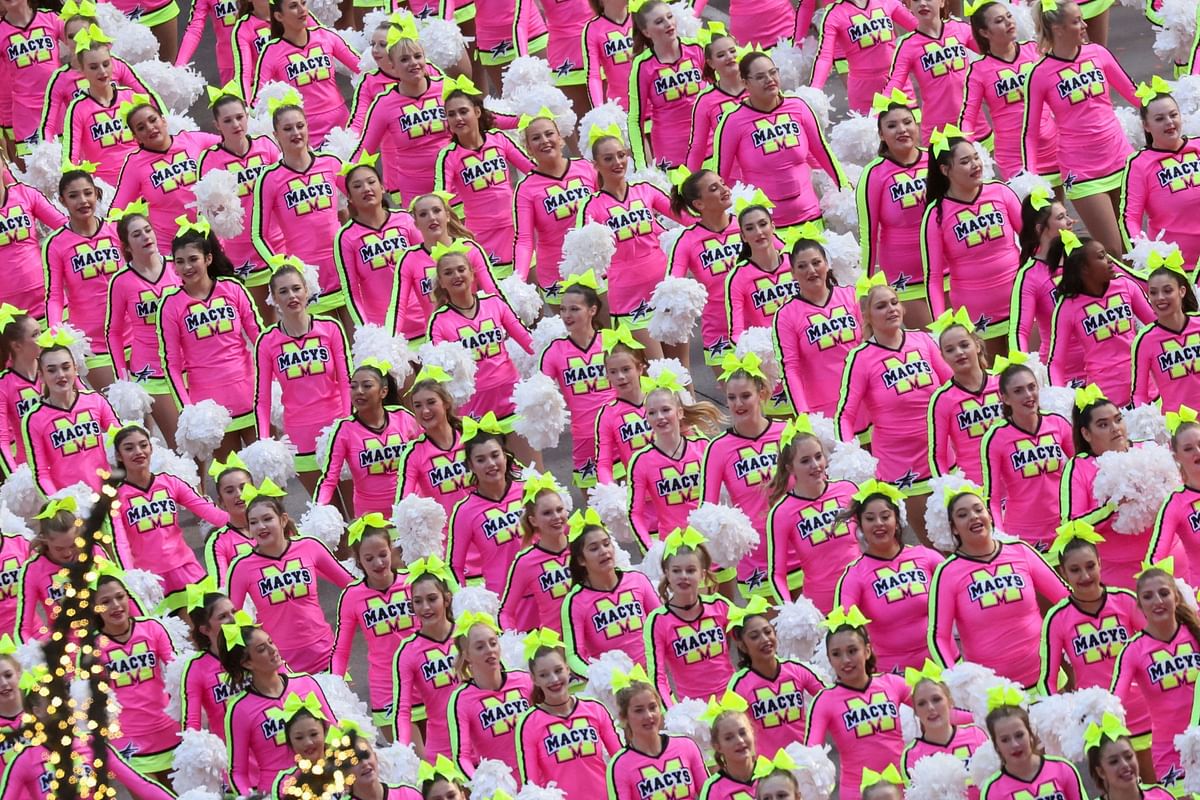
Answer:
74;23;112;53
1083;711;1130;752
695;20;729;48
461;411;507;442
928;306;975;337
871;88;915;115
208;451;250;479
35;496;77;520
413;364;452;384
1028;186;1052;211
726;595;771;631
35;326;77;349
822;604;871;631
780;221;827;247
206;80;244;106
0;634;16;655
662;526;706;557
733;188;774;215
667;164;692;190
1040;0;1057;12
61;0;98;21
1073;383;1107;411
718;351;765;381
407;554;457;587
1047;519;1105;565
587;123;624;149
1138;556;1175;578
183;575;219;612
628;0;652;13
19;665;49;695
441;74;481;101
601;324;644;353
521;471;564;505
522;627;564;660
852;478;905;507
429;238;471;263
610;663;651;691
640;369;684;395
1134;75;1172;107
1167;405;1199;435
409;190;456;214
280;691;327;722
386;14;420;48
990;349;1030;375
338;151;380;176
1147;247;1187;276
107;198;149;223
698;689;749;724
779;414;816;449
105;420;134;450
903;658;944;688
930;124;970;157
267;88;304;115
861;764;905;791
1060;229;1083;255
175;215;211;239
453;610;500;638
357;356;393;376
986;685;1026;711
518;107;557;131
567;507;603;542
418;754;467;785
963;0;988;15
0;304;25;334
855;269;889;299
116;93;153;125
562;269;601;292
220;609;257;649
240;477;287;505
752;750;798;781
63;158;98;175
942;483;988;510
347;513;390;546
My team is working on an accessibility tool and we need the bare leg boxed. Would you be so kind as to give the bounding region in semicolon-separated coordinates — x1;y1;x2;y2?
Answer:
509;433;544;472
151;20;179;63
1069;190;1123;258
902;298;932;331
632;327;663;361
662;341;691;371
561;82;591;156
984;335;1007;362
250;284;276;327
85;364;115;395
905;494;931;548
150;394;180;450
1084;9;1108;46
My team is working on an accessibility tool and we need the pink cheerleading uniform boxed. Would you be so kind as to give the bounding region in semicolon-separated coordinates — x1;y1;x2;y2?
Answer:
113;473;229;596
607;734;709;800
1112;624;1200;785
1121;139;1200;266
516;699;623;800
1132;314;1200;412
42;220;123;354
686;86;745;174
927;373;1004;484
447;482;526;593
334;210;421;327
927;541;1069;686
729;0;795;47
835;545;943;672
811;0;918;114
0;369;38;471
901;723;988;798
773;286;863;417
979;757;1087;800
0;182;66;315
448;670;533;771
96;617;178;759
644;596;733;702
627;40;706;169
332;573;415;718
226;537;354;673
837;331;952;487
177;0;242;82
252;28;359;145
393;630;459;756
205;524;255;586
513;160;598;295
980;413;1075;548
316;409;420;516
961;42;1058;179
699;773;755;800
540;333;615;483
198;136;283;281
112;131;223;248
883;20;979;143
388;239;498;341
1149;485;1200;585
474;0;548;61
157;278;262;415
250;153;344;300
394;429;471;519
358;76;449;203
1047;275;1154;407
582;13;634;110
595;397;652;483
729;658;825;756
427;293;533;420
0;533;28;638
349;70;399;132
711;97;845;227
725;257;798;340
106;263;181;383
1008;257;1061;363
22;391;118;495
627;437;708;551
921;181;1023;335
40;58;150;139
562;570;662;674
667;219;741;358
1021;44;1139;191
856;151;928;297
63;87;146;186
16;546;108;640
1;742;173;800
0;12;63;148
233;14;273;99
500;542;571;633
225;673;334;795
804;673;911;800
0;708;23;763
180;650;248;735
766;480;860;612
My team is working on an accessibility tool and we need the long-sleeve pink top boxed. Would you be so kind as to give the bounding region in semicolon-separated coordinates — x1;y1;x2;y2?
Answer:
315;408;420;516
1131;314;1200;412
253;316;351;451
512;160;597;290
448;669;533;771
856;151;927;294
562;569;662;674
41;220;123;353
334;210;421;327
582;13;634;110
765;480;861;612
331;572;415;712
1120;139;1200;264
21;391;117;495
515;698;622;800
979;413;1074;546
773;285;862;417
252;27;359;144
105;263;181;382
112;131;222;247
357;75;449;202
627;40;706;169
926;373;1004;483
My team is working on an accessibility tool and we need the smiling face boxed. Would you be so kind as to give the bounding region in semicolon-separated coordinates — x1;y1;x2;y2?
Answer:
725;376;765;424
879;107;919;155
273;108;308;153
445;95;480;140
1144;96;1182;144
858;498;899;554
172;242;212;289
1059;544;1101;598
790;246;830;295
949;494;992;548
524;118;563;164
645;389;682;440
594;137;629;185
827;629;870;683
391;40;427;81
95;580;131;633
241;627;284;676
436;254;474;299
789;437;828;489
664;551;702;601
941;141;983;190
60;176;99;222
531;491;568;538
247;501;289;553
737;615;776;664
712;712;755;767
0;657;19;709
999;368;1039;418
410;387;448;432
287;715;326;762
411;576;449;628
621;687;662;738
467;438;507;485
1137;574;1177;627
38;349;77;399
128;106;169;149
1095;738;1139;791
1173;426;1200;482
1148;272;1187;321
116;429;152;472
350;368;386;413
356;532;393;583
531;650;571;702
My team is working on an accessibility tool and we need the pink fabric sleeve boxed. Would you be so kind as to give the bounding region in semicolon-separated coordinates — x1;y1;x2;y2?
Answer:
1109;637;1135;697
1047;304;1076;387
1130;281;1155;325
1121;154;1147;244
395;649;416;744
158;297;192;405
857;161;882;274
584;22;605;107
1039;610;1065;695
810;10;839;88
883;38;916;95
795;0;817;41
29;188;66;230
176;0;217;65
498;132;536;173
1099;47;1139;106
236;282;263;344
44;238;67;326
1014;267;1039;352
929;391;953;476
449;687;478;773
960;62;985;133
686;97;715;173
225;558;248;615
775;310;809;414
171;474;230;528
331;588;358;678
835;351;868;441
330;30;361;71
1021;67;1048;173
358;94;391;162
596;410;616;483
315;420;347;505
727;275;747;340
921;205;948;318
1131;331;1154;406
447;501;473;581
700;439;722;505
513;185;537;280
25;415;54;495
1024;546;1069;604
929;564;960;667
312;540;355;589
802;692;829;746
628;456;652;546
182;656;204;729
834;563;861;609
254;332;273;440
889;0;919;29
981;431;1006;525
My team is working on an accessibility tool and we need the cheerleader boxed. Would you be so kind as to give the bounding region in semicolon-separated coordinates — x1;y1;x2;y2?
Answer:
203;455;256;581
22;335;118;495
472;0;548;93
0;643;23;760
1046;232;1153;407
0;530;27;640
0;169;67;317
220;616;335;795
446;429;526;593
626;0;705;169
435;80;535;273
347;732;422;800
271;703;338;797
1086;717;1175;800
921;129;1022;352
1132;258;1200;410
728;0;794;47
712;54;847;229
1022;0;1139;257
700;698;758;800
980;702;1087;800
179;588;243;736
0;309;42;473
332;517;414;735
250;99;346;317
927;311;1003;483
606;671;709;800
515;629;622;799
1008;189;1075;363
595;335;651;483
980;359;1074;549
106;207;181;448
927;487;1069;687
1121;83;1200;267
251;0;359;146
158;220;262;457
857;93;930;328
835;482;943;672
16;499;108;641
804;607;911;800
1148;410;1200;582
754;761;804;800
960;1;1058;181
727;600;826;755
686;25;745;173
627;378;724;551
232;0;273;99
725;202;798;344
176;0;243;84
701;358;784;591
393;371;471;518
62;36;147;186
900;663;988;789
0;0;62;159
581;0;634;110
43;166;121;393
393;556;460;757
111;425;229;601
810;0;918;114
348;17;403;132
226;480;354;672
643;529;734;701
774;232;863;417
198;86;282;319
447;612;533;771
499;476;571;633
512;113;597;301
93;571;179;778
561;515;662;673
837;279;951;537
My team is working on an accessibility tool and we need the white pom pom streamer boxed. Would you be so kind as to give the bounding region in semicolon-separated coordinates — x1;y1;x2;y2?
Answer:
169;729;228;794
1177;726;1200;795
1172;75;1200;117
352;324;415;385
901;702;919;742
499;275;543;327
299;503;347;550
1038;386;1075;420
415;17;467;70
175;400;233;461
1033;687;1125;762
15;638;43;671
511;374;570;450
158;614;196;655
271;381;285;431
341;556;363;580
781;743;838;800
517;783;567;800
1027;692;1073;756
829;113;880;169
667;1;701;38
500;629;528;672
1124;403;1169;446
827;440;878;486
772;39;820;96
924;472;978;552
320;126;360;162
1114;105;1144;148
133;60;205;114
942;661;1024;726
506;82;577;139
1003;0;1036;40
341;25;370;57
306;0;340;25
578;101;630;160
452;585;502;618
1005;171;1054;202
648;276;707;345
530;315;568;360
49;482;96;521
635;538;666;587
14;137;65;199
664;698;711;751
104;379;153;423
377;742;421;786
817;178;859;235
1127;234;1182;274
1092;444;1179;533
163;653;187;722
729;181;764;213
968;741;1001;789
391;494;447;561
687;502;759;566
502;56;556;97
417;340;477;406
123;568;165;612
237;437;299;488
805;648;835;685
583;650;635;716
95;3;160;63
558;222;616;280
659;226;685;258
906;752;969;800
55;323;94;379
588;482;635;544
820;228;863;288
734;327;782;386
313;422;347;481
0;465;41;519
313;672;378;739
772;596;825;661
166;113;200;134
1152;0;1198;63
190;168;245;239
176;790;222;800
0;504;33;540
791;84;834;128
470;759;519;799
508;338;536;379
976;143;996;181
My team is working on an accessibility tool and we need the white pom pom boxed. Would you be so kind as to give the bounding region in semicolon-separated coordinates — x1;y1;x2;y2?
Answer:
1004;0;1036;40
805;648;835;685
772;38;820;96
190;169;245;239
92;176;115;221
305;0;340;25
1005;170;1054;202
1127;235;1181;274
827;440;878;486
511;374;570;450
417;340;477;406
176;790;222;800
237;437;299;488
15;638;43;671
583;650;636;715
158;613;196;655
314;422;347;481
906;752;969;800
1114;105;1144;148
312;672;379;739
1035;687;1124;762
647;357;695;390
1153;0;1197;63
122;568;165;611
772;596;825;661
1172;75;1200;118
817;181;859;235
790;84;834;128
1125;403;1170;446
271;381;285;431
166;113;201;134
341;24;370;56
635;538;666;586
377;741;421;786
942;661;1024;726
391;495;447;561
0;504;33;540
499;275;543;327
968;741;1001;788
452;586;502;618
734;327;782;386
415;16;467;70
500;629;528;671
1180;578;1200;613
819;229;862;288
48;482;96;520
729;181;764;212
508;338;536;380
829;113;880;170
299;503;346;550
530;315;568;361
1038;388;1075;420
901;702;919;742
578;101;630;161
469;759;519;798
664;697;711;750
352;324;415;385
781;743;838;800
507;82;578;140
1;465;41;520
95;3;160;63
55;323;94;379
484;95;518;118
251;81;303;122
162;654;186;722
588;482;635;544
976;144;996;182
667;1;701;38
687;502;759;566
502;56;557;97
558;222;616;280
169;729;227;793
320;126;360;163
627;168;673;195
517;783;567;800
104;379;153;423
175;400;233;461
659;225;685;258
923;473;979;552
133;60;206;115
1027;692;1073;756
1092;444;1179;533
648;277;707;345
1176;726;1200;795
341;556;363;580
13;137;65;199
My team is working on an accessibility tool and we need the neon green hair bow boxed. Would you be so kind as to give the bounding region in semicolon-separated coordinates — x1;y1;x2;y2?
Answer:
780;220;827;247
662;526;706;557
0;304;25;334
751;750;798;781
587;123;623;149
990;350;1030;375
1040;0;1058;13
903;658;944;688
718;351;765;381
74;23;112;53
386;14;420;48
733;188;774;215
116;93;153;125
1047;519;1105;565
357;356;393;376
561;269;601;292
779;414;816;449
854;270;889;300
441;74;481;101
822;604;871;631
610;663;651;691
1134;75;1172;107
1060;229;1083;255
418;754;467;785
240;477;287;505
107;198;149;223
413;364;452;384
963;0;987;16
407;554;457;587
601;324;644;353
567;507;603;542
429;238;472;263
453;610;500;638
522;471;564;505
852;479;904;507
0;634;16;655
35;326;77;349
175;215;211;238
1028;186;1052;211
208;451;250;479
522;627;564;660
63;158;98;175
640;369;684;395
986;685;1026;711
220;609;258;649
461;411;506;441
338;151;380;176
206;80;244;106
860;764;904;791
1138;556;1175;578
18;665;49;695
698;689;749;724
183;575;220;612
267;88;305;115
518;107;557;131
1073;383;1107;411
695;20;729;48
871;88;915;115
1167;404;1199;435
280;691;327;721
347;513;390;546
929;124;970;157
726;595;770;631
667;164;692;190
943;483;988;510
1083;711;1130;752
1147;247;1187;276
35;496;78;519
928;307;975;337
60;0;98;21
